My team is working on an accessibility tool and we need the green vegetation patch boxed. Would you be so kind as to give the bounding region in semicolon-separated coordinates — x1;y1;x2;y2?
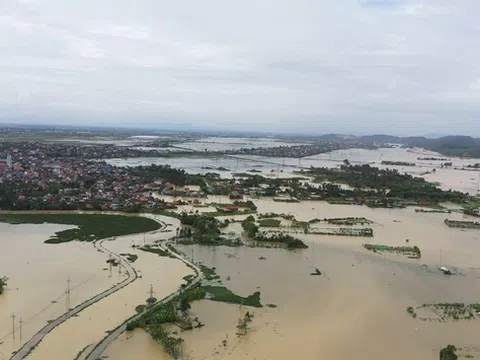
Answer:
0;214;161;243
406;306;417;318
309;217;373;225
202;286;262;308
440;345;458;360
127;285;206;358
363;244;421;259
120;253;139;263
298;164;470;205
258;219;281;227
309;227;373;237
178;213;243;246
0;277;7;295
200;265;221;281
139;245;174;258
416;303;480;322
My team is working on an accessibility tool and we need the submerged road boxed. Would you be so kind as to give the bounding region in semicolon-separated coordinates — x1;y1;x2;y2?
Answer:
9;222;165;360
84;241;202;360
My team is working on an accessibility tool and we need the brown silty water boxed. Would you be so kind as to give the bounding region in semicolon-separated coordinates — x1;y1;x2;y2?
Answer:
104;200;480;360
0;223;118;356
25;215;193;360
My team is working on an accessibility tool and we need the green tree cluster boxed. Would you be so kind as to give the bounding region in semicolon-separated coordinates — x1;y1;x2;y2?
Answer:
440;345;458;360
0;277;6;294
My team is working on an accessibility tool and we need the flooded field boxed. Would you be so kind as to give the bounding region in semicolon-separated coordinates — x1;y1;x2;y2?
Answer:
23;215;192;360
0;223;118;356
105;146;480;194
178;137;308;152
2;139;480;359
103;200;480;360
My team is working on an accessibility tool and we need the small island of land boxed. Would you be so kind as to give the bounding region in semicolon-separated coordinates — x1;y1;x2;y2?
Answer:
0;213;162;243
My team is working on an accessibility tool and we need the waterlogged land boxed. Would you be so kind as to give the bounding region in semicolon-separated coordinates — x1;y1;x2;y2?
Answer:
98;199;480;360
24;215;192;360
2;140;480;359
0;222;120;357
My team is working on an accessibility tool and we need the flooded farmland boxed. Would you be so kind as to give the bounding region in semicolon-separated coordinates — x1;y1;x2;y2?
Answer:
103;200;480;360
2;139;480;360
0;223;118;356
105;146;480;195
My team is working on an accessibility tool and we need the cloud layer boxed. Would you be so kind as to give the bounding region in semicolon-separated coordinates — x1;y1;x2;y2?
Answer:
1;0;479;135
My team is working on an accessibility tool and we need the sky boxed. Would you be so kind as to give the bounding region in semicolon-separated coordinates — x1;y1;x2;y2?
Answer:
1;0;479;136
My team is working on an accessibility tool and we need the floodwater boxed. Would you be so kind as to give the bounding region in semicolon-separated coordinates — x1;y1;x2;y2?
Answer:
104;200;480;360
105;145;480;194
25;215;192;360
0;223;118;356
178;137;308;152
3;139;480;359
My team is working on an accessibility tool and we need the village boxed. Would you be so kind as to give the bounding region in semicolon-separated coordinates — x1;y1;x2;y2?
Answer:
1;140;478;216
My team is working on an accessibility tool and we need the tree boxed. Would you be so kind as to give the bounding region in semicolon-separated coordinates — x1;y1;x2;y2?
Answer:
440;345;458;360
0;277;6;295
146;296;157;308
179;297;191;314
236;311;254;336
241;219;259;238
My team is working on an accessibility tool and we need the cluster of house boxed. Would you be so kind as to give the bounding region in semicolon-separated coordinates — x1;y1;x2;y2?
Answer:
0;147;186;211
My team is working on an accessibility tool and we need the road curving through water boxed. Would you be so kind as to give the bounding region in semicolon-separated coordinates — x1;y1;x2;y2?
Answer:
9;221;166;360
84;241;203;360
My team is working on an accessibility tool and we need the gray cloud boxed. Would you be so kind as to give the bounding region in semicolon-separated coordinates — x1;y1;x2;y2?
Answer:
0;0;479;135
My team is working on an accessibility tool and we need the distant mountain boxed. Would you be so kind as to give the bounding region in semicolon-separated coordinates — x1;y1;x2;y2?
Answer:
359;134;403;143
357;134;480;158
316;133;357;141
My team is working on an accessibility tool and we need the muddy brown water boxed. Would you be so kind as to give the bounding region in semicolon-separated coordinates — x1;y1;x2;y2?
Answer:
103;201;480;360
0;223;118;356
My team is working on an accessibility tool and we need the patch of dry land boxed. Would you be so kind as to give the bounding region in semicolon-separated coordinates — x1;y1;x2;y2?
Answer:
102;199;480;360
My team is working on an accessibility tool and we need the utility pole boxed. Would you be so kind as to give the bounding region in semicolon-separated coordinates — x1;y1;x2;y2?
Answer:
440;248;443;266
118;257;122;275
19;317;23;344
144;233;146;246
109;254;113;277
66;277;71;318
11;313;15;342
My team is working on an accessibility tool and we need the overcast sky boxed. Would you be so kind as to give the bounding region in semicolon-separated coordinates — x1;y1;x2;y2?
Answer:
1;0;479;135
